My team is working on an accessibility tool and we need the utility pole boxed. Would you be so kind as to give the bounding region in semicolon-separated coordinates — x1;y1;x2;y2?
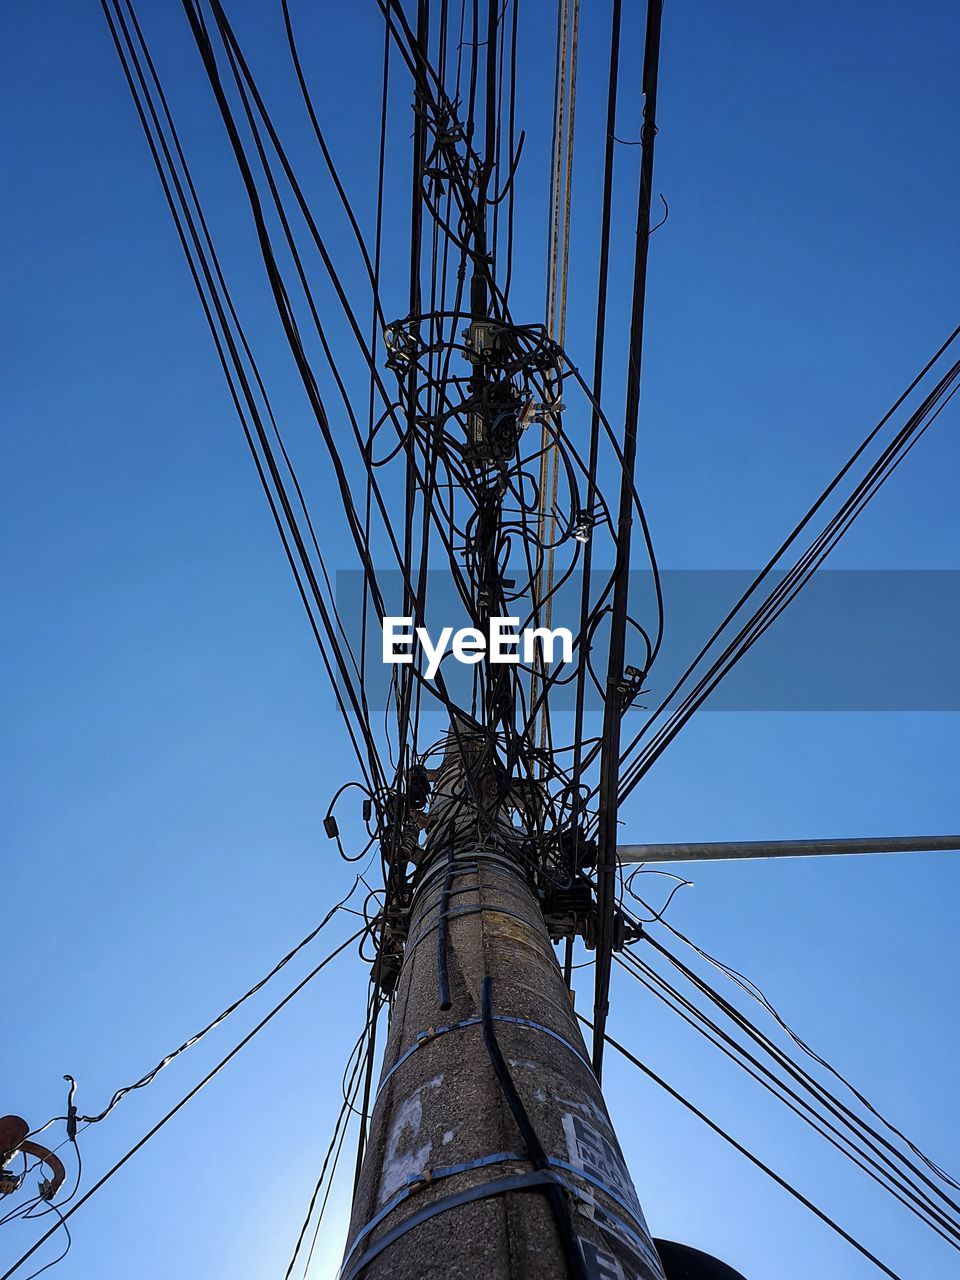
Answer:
342;728;667;1280
65;6;954;1280
344;4;668;1276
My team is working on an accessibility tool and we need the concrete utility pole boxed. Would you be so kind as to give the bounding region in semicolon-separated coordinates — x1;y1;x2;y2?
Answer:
342;730;667;1280
343;7;669;1273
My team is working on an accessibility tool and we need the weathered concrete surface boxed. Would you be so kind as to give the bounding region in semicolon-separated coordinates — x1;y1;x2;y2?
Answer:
342;849;666;1280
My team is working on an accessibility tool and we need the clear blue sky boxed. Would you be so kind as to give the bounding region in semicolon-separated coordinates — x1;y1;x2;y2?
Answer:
3;2;959;1278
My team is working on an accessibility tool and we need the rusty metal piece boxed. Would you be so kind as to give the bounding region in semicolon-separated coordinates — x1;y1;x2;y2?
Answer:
0;1116;30;1163
20;1143;67;1200
0;1116;67;1201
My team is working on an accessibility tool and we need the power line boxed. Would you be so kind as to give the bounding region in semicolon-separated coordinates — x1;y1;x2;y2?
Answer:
584;1017;907;1280
70;3;960;1276
1;926;366;1280
615;949;960;1248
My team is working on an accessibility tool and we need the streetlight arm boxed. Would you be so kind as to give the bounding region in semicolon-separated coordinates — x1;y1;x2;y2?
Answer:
616;835;960;864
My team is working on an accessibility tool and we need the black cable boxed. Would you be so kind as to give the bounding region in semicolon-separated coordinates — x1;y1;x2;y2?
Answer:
18;1206;70;1280
0;927;366;1280
480;976;588;1280
436;837;456;1011
581;1017;906;1280
64;881;360;1127
636;930;960;1227
614;327;960;805
284;998;376;1280
103;0;385;795
659;917;960;1192
593;0;665;1077
616;951;960;1248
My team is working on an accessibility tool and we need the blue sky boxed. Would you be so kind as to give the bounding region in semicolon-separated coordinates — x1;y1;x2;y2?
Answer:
3;2;959;1278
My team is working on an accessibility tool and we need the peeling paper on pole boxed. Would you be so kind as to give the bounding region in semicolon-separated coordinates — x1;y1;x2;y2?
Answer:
378;1075;443;1203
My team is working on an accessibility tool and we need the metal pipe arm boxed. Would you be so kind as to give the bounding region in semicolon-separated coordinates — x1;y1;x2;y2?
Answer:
616;835;960;864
